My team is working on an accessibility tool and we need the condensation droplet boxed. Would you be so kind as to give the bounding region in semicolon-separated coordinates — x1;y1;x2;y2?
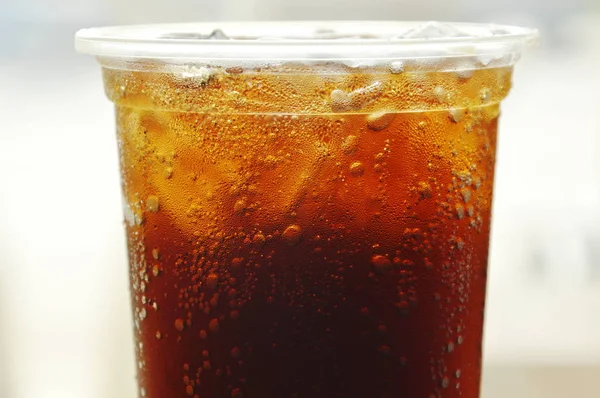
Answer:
231;346;241;359
349;161;365;176
441;376;450;388
152;264;160;277
480;87;491;102
199;329;208;339
152;248;160;260
371;255;393;274
341;135;358;154
282;225;302;245
156;331;162;339
231;388;243;398
186;385;194;396
175;318;185;331
209;318;220;333
206;273;219;290
139;308;147;320
418;181;432;200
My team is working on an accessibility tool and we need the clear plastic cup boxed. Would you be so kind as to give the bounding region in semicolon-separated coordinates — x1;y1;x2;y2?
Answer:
76;21;537;398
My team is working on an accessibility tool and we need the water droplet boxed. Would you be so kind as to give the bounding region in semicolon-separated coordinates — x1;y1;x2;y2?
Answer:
441;376;450;388
282;225;302;245
152;248;160;260
418;182;432;200
480;88;491;102
367;111;395;131
156;331;162;339
206;273;219;290
139;308;147;320
209;318;220;333
231;346;241;359
252;233;266;246
378;345;392;356
199;329;207;339
455;369;461;378
186;385;194;396
203;360;212;371
202;350;210;359
146;195;160;212
231;388;243;398
349;161;365;176
341;135;358;154
456;204;465;219
447;341;455;353
231;257;244;270
164;167;173;179
141;387;146;397
371;255;393;274
457;335;464;345
175;318;184;331
152;264;160;277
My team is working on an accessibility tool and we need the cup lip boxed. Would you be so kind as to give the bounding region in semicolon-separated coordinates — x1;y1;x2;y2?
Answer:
75;21;539;61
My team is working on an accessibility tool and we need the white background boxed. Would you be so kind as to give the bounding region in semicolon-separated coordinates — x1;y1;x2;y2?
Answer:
1;1;599;397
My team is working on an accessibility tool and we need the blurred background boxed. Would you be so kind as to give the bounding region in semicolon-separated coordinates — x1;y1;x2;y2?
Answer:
1;1;599;397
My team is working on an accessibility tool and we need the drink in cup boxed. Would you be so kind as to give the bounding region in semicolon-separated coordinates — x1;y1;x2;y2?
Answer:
76;21;536;398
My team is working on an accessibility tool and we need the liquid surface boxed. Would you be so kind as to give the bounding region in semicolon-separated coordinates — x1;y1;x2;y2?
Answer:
109;64;508;398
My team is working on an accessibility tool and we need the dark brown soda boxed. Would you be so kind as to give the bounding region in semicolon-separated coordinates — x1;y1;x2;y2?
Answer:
106;63;508;398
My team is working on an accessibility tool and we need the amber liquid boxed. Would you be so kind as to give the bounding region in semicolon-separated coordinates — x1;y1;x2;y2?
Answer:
108;64;508;398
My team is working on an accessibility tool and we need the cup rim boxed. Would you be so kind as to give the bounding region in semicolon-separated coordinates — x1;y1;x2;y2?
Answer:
75;21;539;61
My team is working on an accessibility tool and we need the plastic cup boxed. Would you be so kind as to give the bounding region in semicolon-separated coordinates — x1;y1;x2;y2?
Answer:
76;21;537;398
